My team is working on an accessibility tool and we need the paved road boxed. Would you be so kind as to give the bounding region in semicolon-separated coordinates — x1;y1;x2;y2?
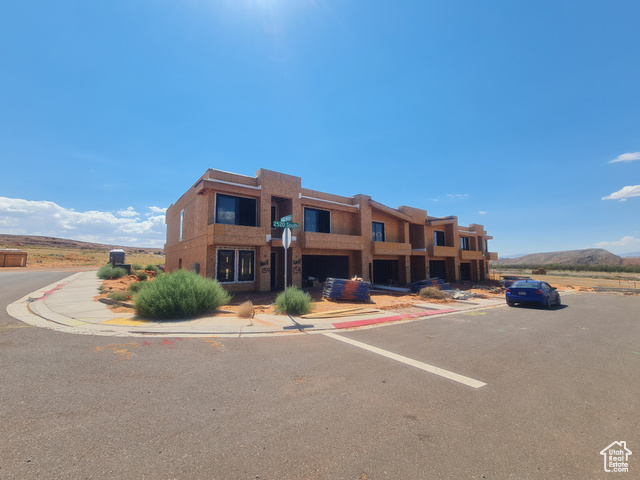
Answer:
1;271;638;479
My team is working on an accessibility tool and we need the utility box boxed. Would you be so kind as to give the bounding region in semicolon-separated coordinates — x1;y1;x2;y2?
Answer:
109;249;126;265
0;249;27;267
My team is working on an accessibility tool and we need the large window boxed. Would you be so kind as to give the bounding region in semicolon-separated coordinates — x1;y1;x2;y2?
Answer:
215;194;257;226
372;221;385;242
460;236;470;251
217;248;255;283
304;208;330;233
179;209;185;241
434;230;445;246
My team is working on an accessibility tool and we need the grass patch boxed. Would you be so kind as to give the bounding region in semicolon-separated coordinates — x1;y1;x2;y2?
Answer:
97;264;128;280
274;287;315;316
128;281;147;295
134;270;231;319
418;286;446;300
136;271;148;281
108;292;130;302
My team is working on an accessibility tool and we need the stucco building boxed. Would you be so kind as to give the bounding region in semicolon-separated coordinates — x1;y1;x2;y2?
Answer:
165;168;497;292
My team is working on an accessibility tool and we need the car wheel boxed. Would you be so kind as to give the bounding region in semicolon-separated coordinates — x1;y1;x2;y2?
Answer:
545;297;552;309
556;294;561;307
507;301;515;307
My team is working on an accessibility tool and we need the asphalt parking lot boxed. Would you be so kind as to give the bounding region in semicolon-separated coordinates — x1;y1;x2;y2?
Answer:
1;271;638;479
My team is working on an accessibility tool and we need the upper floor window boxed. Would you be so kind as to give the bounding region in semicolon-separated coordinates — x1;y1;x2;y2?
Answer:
180;209;185;241
460;236;470;251
304;208;330;233
434;230;445;246
215;194;257;226
372;221;385;242
485;239;489;252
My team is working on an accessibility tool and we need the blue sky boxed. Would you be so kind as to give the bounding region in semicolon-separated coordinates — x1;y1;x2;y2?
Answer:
1;1;639;255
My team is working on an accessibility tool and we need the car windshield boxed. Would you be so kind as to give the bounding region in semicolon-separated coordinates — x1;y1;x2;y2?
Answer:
511;281;540;289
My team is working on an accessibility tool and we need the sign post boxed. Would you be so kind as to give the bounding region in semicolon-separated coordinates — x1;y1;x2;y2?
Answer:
282;227;292;302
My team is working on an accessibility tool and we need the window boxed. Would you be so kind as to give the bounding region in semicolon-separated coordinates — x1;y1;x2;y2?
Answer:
215;194;257;226
485;239;489;252
372;221;385;242
304;208;330;233
217;248;255;283
434;230;445;246
179;209;185;241
460;236;470;250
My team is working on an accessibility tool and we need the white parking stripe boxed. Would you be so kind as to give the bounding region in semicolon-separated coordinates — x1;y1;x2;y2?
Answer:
323;332;486;389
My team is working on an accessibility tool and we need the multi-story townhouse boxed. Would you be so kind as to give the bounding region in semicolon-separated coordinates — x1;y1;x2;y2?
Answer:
165;168;498;292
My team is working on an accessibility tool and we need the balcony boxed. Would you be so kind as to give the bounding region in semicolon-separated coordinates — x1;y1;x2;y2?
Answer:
460;250;484;261
485;251;498;261
208;224;266;246
372;241;412;256
299;231;364;250
427;245;458;258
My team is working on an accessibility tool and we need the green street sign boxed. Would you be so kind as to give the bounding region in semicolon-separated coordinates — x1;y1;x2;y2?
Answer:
272;221;298;229
280;214;292;222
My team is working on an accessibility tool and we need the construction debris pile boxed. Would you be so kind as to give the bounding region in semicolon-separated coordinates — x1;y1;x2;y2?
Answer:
323;278;371;302
410;278;451;293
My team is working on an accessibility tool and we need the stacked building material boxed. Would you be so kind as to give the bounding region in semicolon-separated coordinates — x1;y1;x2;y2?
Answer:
323;278;371;301
410;278;451;293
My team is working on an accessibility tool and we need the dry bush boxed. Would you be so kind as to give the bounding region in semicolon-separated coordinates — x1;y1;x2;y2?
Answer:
418;286;445;300
237;300;254;319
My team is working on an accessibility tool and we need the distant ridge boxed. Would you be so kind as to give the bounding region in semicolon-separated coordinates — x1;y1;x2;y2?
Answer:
0;234;163;254
494;248;622;266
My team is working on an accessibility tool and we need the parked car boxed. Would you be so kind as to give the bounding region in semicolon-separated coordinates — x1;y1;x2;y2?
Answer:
505;280;561;308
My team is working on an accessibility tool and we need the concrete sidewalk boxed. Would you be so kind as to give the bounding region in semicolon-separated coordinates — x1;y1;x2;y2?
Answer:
7;271;508;338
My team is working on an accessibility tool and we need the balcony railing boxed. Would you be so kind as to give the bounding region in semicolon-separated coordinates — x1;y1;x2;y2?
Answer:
427;245;458;257
299;231;364;250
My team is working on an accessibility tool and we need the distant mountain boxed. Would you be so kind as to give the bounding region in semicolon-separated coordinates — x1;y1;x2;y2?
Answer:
621;252;640;258
499;253;531;259
0;234;163;254
493;248;622;266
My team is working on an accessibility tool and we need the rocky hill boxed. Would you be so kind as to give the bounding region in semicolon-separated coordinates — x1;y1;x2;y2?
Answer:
0;234;163;254
494;248;623;266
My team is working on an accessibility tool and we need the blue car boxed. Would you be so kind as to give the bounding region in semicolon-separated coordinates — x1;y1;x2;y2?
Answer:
505;280;561;308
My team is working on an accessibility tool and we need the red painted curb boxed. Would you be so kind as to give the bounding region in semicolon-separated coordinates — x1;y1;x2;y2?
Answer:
332;308;457;329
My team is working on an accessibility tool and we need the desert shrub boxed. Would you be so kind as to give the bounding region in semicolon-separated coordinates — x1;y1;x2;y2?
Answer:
128;281;147;295
137;271;148;281
237;300;254;319
134;270;230;319
419;286;445;300
274;287;314;316
532;267;547;275
108;292;130;302
97;264;128;280
132;263;143;270
145;264;161;274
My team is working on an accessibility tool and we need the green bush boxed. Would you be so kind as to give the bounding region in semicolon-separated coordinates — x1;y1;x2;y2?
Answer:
108;292;130;302
132;263;143;270
128;281;147;295
97;264;128;280
274;287;315;316
134;270;231;319
418;286;445;300
137;271;148;281
145;264;161;274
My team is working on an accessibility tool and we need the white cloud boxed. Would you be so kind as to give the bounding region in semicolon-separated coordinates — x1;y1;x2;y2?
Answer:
0;197;166;248
602;185;640;201
446;193;469;199
594;236;640;253
117;207;139;218
609;152;640;164
147;206;167;215
478;211;487;215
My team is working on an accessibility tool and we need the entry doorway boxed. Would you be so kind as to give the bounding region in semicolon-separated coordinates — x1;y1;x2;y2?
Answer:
460;263;471;282
373;260;399;285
